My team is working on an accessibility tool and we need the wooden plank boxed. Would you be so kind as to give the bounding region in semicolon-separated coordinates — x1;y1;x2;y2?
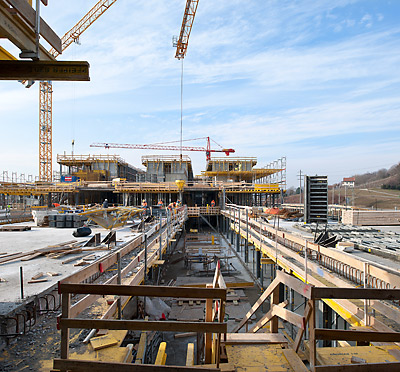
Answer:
0;251;31;264
90;334;118;350
186;343;195;366
155;342;167;365
293;301;312;352
61;319;227;334
249;301;288;333
224;333;288;345
314;362;400;372
282;349;308;372
232;275;280;333
60;283;226;300
271;304;305;330
0;60;90;81
28;278;47;284
21;252;43;261
6;0;62;53
314;329;400;342
53;359;220;372
135;331;147;364
312;287;400;301
31;272;44;280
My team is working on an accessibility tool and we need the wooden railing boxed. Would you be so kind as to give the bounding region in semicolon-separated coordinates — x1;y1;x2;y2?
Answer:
55;264;227;371
233;269;400;372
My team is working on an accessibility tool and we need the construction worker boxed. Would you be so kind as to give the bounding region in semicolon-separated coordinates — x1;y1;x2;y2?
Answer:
103;199;108;208
142;199;147;208
211;200;216;207
176;199;181;207
157;199;163;208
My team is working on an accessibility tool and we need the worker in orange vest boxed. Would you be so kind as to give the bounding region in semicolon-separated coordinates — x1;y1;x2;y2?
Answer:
211;200;216;207
142;200;147;208
158;199;163;207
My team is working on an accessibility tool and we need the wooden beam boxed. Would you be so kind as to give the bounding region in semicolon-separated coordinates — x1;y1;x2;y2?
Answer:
0;60;90;81
276;270;312;299
232;275;280;333
0;6;53;60
60;283;226;300
6;0;62;53
312;287;400;301
314;328;400;342
249;301;288;333
314;362;400;372
53;359;221;372
61;319;227;334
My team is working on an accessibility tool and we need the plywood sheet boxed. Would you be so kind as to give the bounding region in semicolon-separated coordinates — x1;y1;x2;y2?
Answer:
226;344;298;371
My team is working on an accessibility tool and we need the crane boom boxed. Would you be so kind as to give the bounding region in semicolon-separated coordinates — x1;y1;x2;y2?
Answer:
39;0;118;182
90;140;235;162
175;0;199;60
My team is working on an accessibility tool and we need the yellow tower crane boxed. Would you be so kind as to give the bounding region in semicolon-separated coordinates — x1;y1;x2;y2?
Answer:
39;0;118;182
174;0;199;60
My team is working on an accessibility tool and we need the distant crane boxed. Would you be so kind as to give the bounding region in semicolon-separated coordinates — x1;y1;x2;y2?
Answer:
39;0;118;181
90;137;235;162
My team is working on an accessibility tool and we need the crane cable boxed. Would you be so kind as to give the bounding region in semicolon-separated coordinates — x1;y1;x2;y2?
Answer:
180;59;184;161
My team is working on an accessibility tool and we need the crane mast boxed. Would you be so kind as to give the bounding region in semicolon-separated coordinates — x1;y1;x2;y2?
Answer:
38;0;118;182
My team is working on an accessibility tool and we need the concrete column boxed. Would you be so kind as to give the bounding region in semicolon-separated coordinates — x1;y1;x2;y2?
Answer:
322;302;333;347
256;250;261;278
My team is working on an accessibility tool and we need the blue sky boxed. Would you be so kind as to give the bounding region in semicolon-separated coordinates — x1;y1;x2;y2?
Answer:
1;0;400;187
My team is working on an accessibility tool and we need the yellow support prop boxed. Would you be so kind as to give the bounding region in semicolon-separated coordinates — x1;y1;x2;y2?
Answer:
186;343;195;366
155;342;167;365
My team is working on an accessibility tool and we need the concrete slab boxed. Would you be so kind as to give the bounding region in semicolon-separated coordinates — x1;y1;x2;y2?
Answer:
0;222;140;315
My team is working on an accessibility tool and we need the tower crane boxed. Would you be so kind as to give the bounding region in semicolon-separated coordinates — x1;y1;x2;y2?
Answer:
90;137;235;162
39;0;118;182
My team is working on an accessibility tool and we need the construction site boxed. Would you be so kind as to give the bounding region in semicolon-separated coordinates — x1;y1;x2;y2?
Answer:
2;1;400;371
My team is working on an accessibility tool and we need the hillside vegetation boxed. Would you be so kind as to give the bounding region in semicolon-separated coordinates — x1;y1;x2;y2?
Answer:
355;162;400;189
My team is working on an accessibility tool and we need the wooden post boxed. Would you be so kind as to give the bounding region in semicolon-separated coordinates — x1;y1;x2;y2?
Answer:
117;252;122;319
309;299;316;371
60;293;71;362
205;284;213;364
270;285;279;333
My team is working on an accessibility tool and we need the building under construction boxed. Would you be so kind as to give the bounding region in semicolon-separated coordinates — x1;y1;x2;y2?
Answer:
2;1;400;372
